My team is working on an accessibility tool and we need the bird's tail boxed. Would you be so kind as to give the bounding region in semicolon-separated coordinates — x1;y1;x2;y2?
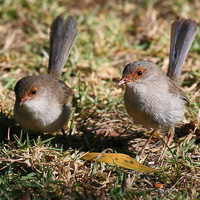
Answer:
167;19;197;82
48;15;78;79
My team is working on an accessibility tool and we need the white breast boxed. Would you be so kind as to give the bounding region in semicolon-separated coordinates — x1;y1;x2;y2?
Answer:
14;97;71;133
124;81;185;130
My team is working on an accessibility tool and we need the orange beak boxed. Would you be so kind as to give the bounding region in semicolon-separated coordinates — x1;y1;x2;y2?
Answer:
20;96;29;106
118;77;130;85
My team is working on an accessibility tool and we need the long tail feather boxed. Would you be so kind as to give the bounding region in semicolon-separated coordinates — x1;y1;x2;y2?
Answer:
167;19;197;82
48;15;78;78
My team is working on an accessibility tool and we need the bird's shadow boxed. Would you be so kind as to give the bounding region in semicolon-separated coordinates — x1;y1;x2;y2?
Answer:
0;109;192;157
0;111;144;155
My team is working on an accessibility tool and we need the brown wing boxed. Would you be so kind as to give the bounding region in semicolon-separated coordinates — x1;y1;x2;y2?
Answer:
57;80;73;106
167;77;189;106
41;74;73;106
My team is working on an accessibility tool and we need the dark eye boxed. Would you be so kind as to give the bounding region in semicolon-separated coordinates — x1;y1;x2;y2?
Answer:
137;71;143;76
31;90;37;95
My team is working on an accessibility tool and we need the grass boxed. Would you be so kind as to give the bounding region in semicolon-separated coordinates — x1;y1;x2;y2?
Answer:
0;0;200;199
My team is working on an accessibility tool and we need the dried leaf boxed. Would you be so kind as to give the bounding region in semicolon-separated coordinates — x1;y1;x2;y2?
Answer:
82;153;159;173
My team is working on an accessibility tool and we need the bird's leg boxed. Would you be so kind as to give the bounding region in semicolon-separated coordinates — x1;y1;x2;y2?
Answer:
140;129;157;156
159;127;174;160
62;129;70;148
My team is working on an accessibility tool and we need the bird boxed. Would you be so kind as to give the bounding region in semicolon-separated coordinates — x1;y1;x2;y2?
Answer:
118;19;197;159
14;15;78;141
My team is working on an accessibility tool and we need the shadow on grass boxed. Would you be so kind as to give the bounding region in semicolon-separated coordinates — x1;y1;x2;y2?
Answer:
0;108;192;158
0;110;21;142
0;110;144;155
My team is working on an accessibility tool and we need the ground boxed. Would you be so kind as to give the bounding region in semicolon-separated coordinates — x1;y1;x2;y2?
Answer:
0;0;200;199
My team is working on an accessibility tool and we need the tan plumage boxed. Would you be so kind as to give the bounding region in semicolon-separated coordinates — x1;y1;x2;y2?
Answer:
14;15;78;135
119;19;197;159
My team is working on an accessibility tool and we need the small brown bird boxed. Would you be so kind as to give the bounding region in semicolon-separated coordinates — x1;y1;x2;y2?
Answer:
119;19;197;159
14;15;78;138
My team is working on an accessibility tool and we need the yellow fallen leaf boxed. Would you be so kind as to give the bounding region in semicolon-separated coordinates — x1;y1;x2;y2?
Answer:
82;152;159;173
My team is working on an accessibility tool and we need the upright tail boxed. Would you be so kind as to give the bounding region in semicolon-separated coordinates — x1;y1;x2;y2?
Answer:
167;19;197;83
48;15;78;79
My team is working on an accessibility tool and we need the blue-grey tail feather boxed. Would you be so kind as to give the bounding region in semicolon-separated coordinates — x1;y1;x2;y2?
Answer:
48;15;78;79
167;19;197;82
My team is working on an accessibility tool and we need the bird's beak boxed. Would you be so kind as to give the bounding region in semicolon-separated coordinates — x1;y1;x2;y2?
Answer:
118;77;129;85
20;96;28;106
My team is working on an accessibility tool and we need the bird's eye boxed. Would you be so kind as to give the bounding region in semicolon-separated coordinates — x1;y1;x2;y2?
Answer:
137;71;143;76
31;90;37;95
28;87;39;97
